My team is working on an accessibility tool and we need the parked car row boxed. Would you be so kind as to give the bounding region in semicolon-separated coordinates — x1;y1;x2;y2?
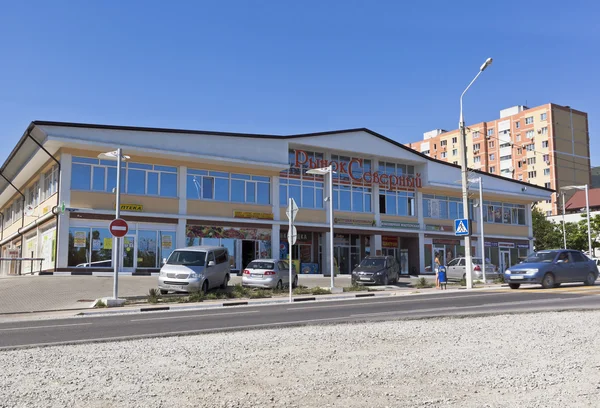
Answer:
158;246;299;294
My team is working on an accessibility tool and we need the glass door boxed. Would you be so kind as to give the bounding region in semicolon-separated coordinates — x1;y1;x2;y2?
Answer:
500;250;511;273
335;246;350;274
121;235;136;272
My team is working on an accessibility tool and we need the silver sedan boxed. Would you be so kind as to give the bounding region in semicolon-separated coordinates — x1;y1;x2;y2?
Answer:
242;259;298;289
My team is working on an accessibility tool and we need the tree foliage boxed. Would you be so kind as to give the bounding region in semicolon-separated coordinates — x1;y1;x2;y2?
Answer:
533;209;600;253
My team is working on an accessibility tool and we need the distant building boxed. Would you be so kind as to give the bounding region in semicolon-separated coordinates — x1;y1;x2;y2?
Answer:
407;103;591;216
591;166;600;189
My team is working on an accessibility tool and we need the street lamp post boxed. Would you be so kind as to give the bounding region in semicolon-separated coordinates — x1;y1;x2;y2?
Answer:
459;57;493;289
98;148;130;300
469;177;486;282
561;184;593;256
561;191;567;249
307;166;335;290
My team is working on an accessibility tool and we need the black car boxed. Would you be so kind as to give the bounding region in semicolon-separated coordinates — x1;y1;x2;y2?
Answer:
351;256;400;285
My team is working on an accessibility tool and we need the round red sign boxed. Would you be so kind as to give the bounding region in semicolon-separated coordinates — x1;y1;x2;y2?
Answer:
109;218;129;238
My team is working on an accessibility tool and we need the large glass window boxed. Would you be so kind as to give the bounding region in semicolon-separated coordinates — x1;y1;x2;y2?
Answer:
423;195;472;220
71;157;177;197
482;202;527;225
43;165;59;200
280;150;325;209
187;169;270;205
380;190;415;216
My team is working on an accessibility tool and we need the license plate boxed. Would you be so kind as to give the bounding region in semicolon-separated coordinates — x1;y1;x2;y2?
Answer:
251;274;262;278
510;275;524;280
359;277;370;281
168;285;186;290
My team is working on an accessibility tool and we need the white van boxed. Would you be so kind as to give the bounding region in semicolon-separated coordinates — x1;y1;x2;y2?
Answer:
158;246;230;294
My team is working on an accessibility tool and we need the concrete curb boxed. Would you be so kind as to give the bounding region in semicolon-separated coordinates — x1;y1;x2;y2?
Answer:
78;291;396;317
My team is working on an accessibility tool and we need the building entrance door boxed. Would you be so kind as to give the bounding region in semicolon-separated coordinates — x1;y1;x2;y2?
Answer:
121;235;136;272
500;250;511;273
433;246;446;270
241;240;257;271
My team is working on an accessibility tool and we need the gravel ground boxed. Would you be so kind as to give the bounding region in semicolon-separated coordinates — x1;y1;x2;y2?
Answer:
1;311;599;408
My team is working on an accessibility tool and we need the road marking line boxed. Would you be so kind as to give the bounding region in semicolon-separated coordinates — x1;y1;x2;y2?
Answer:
285;293;500;311
130;310;259;322
0;323;93;332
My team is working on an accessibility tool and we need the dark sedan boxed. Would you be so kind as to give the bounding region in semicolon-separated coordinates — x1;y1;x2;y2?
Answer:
504;249;598;289
351;256;399;285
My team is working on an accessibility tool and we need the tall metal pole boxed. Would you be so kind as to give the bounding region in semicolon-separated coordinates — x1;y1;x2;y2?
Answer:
329;165;335;290
585;184;592;256
561;192;567;249
460;109;473;289
288;198;293;303
113;148;122;300
459;59;491;289
478;178;486;282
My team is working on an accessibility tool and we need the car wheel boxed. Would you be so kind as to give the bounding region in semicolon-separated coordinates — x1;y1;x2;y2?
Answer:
509;283;520;289
201;280;209;295
159;289;168;295
220;274;230;289
292;275;298;289
584;272;596;286
541;273;555;289
276;280;283;290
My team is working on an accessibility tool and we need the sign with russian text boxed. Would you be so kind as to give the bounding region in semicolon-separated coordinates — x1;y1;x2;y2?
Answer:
233;211;274;220
381;221;420;229
334;217;376;226
121;204;143;212
382;236;398;248
74;231;87;248
293;150;422;189
426;225;454;232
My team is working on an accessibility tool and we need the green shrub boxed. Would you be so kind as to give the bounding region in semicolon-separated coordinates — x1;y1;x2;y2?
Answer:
414;277;434;289
188;291;205;303
311;287;331;295
343;285;368;292
293;286;313;295
249;289;272;299
148;288;161;304
94;299;107;308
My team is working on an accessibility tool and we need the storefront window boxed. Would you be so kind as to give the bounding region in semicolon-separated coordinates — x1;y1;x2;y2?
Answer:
90;228;113;264
423;195;472;220
72;157;177;197
138;230;158;267
380;190;415;216
482;202;526;225
187;169;270;205
68;227;91;266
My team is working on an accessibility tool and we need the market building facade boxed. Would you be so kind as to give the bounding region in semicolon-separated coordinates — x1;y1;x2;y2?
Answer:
0;122;552;277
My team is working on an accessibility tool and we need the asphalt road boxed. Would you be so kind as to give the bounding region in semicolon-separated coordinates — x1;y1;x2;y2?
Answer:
1;287;599;350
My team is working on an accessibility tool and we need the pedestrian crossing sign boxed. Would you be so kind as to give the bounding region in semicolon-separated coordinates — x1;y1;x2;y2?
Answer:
454;218;470;236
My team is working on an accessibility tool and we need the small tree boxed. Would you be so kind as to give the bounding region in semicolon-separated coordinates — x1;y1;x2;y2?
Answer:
532;209;562;250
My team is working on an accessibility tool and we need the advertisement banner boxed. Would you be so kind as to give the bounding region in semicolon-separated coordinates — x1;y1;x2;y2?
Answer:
74;231;87;248
186;225;271;241
382;236;398;248
104;238;113;250
161;235;173;249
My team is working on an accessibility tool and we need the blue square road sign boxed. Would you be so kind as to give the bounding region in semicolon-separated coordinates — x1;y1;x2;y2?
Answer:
454;218;470;236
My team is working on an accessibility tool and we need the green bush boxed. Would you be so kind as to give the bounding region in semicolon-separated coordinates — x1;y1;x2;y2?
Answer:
293;286;313;295
188;291;205;303
311;287;331;295
94;299;107;308
148;288;161;304
248;289;272;299
343;285;368;292
414;277;434;289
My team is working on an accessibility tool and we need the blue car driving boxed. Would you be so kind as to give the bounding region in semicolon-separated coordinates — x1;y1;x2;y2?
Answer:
504;250;598;289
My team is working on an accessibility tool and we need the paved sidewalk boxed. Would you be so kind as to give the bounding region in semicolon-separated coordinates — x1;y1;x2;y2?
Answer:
0;274;435;315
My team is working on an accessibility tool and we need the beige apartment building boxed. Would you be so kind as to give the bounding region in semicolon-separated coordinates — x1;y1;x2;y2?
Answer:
407;103;591;216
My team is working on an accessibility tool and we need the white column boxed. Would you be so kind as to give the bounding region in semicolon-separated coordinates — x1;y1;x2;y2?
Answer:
272;175;280;221
178;166;187;215
418;232;425;275
271;224;280;260
372;158;380;223
176;218;186;249
372;235;382;256
416;191;424;228
56;212;70;268
56;153;72;269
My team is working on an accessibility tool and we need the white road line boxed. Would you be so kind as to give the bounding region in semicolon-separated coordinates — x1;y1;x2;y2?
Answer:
0;323;93;332
130;310;259;322
286;293;498;311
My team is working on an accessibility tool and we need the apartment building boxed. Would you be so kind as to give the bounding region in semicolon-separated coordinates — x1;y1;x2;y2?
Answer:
407;104;591;216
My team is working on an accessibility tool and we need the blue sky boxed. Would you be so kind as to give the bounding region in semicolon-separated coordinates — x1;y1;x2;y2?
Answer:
1;0;598;164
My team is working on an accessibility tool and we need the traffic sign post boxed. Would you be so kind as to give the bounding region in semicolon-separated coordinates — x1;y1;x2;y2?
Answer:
286;198;298;303
109;218;129;237
454;218;470;236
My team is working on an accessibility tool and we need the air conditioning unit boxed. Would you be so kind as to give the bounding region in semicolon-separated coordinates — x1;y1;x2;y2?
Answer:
545;160;551;165
537;129;542;134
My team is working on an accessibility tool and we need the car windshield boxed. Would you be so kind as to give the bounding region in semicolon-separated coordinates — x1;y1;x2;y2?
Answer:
167;251;206;266
360;259;385;268
247;261;275;270
524;251;556;263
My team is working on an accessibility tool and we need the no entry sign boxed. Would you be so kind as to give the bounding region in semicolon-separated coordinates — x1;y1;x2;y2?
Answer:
109;218;129;238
